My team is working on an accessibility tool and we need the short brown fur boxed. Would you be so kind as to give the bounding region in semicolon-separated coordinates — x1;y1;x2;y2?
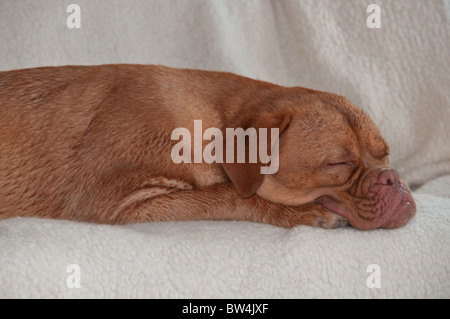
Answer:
0;64;416;229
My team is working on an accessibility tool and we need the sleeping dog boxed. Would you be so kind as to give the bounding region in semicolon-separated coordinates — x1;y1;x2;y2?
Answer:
0;64;416;229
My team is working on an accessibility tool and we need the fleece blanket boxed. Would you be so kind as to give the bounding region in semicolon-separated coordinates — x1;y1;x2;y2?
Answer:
0;183;449;299
0;0;449;298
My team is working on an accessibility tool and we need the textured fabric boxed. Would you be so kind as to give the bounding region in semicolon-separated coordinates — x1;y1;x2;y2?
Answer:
0;0;449;298
1;185;449;298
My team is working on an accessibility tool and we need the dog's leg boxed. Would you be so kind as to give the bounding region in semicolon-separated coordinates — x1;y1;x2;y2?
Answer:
111;183;347;229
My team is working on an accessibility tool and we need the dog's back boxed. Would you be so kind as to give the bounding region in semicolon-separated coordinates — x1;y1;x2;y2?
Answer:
0;65;235;221
0;66;108;218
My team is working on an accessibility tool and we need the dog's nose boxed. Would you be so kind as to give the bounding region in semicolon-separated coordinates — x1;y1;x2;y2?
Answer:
377;169;400;187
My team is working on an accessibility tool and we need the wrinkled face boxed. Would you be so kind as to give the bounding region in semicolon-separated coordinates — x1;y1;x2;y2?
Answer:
256;91;416;230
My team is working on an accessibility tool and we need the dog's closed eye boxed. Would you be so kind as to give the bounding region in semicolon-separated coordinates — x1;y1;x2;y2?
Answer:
326;162;354;168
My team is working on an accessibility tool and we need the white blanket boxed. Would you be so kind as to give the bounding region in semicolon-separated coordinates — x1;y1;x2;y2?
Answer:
0;182;449;298
0;0;449;298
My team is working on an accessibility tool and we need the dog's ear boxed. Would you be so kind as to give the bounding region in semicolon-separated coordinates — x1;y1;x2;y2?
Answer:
221;111;291;197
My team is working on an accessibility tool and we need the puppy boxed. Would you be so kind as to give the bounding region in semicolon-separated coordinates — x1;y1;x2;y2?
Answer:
0;64;416;229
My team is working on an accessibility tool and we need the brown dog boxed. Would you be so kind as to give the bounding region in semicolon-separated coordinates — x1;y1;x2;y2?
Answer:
0;64;416;230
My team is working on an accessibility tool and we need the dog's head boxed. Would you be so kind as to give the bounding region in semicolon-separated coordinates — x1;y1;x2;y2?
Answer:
222;87;416;230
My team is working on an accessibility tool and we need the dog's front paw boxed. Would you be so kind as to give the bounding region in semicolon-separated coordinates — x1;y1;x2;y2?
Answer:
315;209;348;229
275;204;348;229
